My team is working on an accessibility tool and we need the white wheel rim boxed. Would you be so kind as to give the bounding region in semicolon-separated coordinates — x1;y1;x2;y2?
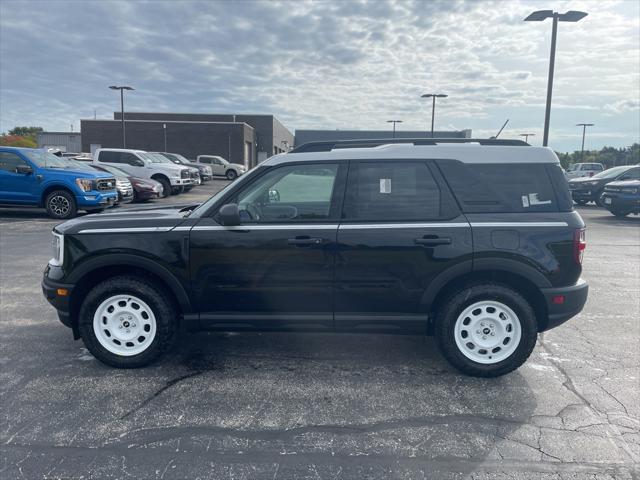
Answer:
93;294;157;356
454;300;522;364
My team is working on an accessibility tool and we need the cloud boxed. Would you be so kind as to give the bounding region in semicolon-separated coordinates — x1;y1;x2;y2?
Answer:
0;0;638;152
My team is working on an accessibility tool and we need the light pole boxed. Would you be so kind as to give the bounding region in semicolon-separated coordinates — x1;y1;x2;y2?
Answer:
163;123;167;152
386;120;403;138
520;133;536;143
421;93;447;138
576;123;594;160
524;10;587;147
108;85;134;148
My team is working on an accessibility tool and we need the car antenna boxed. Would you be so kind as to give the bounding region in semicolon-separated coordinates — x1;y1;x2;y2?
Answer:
490;119;509;139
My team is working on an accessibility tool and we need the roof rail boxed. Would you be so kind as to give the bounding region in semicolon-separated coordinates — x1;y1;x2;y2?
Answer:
290;138;530;153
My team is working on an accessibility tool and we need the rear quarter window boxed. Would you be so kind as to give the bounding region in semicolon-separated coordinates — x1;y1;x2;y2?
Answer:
436;161;565;213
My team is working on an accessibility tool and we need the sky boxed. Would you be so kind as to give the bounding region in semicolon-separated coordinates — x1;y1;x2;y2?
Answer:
0;0;638;152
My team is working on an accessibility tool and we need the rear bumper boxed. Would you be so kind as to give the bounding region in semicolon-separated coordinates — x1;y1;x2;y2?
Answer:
570;190;597;202
540;279;588;331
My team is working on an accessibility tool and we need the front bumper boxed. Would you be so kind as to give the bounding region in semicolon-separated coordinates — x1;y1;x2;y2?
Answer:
117;191;134;204
76;191;118;208
601;192;640;213
171;178;192;186
540;279;588;331
570;189;598;202
42;265;75;331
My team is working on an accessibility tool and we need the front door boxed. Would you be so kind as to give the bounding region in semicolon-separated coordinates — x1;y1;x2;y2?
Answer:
0;151;40;205
190;161;346;330
334;160;472;332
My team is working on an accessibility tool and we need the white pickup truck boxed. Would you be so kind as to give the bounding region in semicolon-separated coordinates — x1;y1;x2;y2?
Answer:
565;162;604;180
93;148;191;197
196;155;246;180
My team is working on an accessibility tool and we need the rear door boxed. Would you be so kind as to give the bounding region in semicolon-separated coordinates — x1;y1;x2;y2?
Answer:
334;160;472;332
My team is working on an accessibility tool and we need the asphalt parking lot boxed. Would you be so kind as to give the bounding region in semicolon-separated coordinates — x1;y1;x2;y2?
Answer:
0;184;638;479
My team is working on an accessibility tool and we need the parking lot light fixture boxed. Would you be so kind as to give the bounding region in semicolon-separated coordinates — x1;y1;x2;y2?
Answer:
520;133;536;143
524;10;588;147
386;120;403;138
421;94;447;138
576;123;594;160
109;85;134;148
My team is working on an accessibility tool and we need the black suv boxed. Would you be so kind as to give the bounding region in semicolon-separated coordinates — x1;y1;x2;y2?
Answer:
42;139;588;377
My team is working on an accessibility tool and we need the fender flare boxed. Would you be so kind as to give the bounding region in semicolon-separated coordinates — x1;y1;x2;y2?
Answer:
68;253;192;313
421;258;552;309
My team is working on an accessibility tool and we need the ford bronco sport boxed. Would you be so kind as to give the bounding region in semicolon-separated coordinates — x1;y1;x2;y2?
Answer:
42;139;588;377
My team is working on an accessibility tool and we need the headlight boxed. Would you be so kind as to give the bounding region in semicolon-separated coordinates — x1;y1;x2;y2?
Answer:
75;178;94;192
205;166;212;175
621;187;638;194
587;181;599;187
50;232;64;266
180;169;190;179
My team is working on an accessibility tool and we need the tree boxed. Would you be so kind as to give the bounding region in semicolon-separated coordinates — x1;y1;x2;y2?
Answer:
8;126;43;137
0;134;37;148
555;143;639;169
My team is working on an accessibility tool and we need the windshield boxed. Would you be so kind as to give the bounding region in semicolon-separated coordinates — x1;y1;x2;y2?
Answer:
24;150;69;168
141;152;169;164
592;166;631;179
98;164;130;177
173;153;192;164
66;160;97;172
566;164;578;171
160;153;186;164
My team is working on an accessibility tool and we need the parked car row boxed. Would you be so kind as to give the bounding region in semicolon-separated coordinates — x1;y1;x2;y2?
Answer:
568;164;639;217
0;146;247;219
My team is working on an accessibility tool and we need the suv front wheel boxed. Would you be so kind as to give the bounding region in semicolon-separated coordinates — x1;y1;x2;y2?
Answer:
78;276;177;368
434;284;537;377
45;189;77;219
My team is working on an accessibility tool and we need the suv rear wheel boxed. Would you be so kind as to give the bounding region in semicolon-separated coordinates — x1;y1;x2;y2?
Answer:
45;189;77;219
78;276;177;368
434;284;537;377
225;169;237;180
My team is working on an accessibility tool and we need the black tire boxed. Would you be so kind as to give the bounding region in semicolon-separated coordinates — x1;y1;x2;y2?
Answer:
171;186;183;195
434;283;538;378
45;189;77;219
154;177;171;198
612;209;629;217
595;196;604;207
225;169;237;181
78;276;178;368
574;199;587;206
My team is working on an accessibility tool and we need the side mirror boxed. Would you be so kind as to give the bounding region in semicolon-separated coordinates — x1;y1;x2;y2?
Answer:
15;165;33;175
219;203;241;226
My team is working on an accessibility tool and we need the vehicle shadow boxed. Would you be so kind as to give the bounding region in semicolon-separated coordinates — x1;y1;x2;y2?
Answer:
102;331;539;477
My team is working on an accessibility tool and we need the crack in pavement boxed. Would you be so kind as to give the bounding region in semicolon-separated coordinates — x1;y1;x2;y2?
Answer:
538;334;640;464
119;370;204;420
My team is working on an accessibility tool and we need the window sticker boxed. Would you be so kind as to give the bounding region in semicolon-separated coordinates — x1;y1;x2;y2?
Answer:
528;193;551;206
521;195;530;208
380;178;392;194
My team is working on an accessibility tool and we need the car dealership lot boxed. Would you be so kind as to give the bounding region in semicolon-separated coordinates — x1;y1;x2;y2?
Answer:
0;196;638;479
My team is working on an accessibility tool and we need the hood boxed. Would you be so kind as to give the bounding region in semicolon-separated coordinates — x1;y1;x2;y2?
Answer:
41;167;113;180
568;176;601;184
53;203;199;235
604;179;640;188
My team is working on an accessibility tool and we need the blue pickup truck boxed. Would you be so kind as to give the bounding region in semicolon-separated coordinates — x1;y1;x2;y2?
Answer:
0;147;118;219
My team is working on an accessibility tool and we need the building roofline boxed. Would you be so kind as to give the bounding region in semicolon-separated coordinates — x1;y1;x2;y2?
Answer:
81;119;254;129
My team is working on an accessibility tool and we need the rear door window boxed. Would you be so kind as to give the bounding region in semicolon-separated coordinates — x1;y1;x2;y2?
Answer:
98;151;122;163
342;161;454;221
436;161;559;213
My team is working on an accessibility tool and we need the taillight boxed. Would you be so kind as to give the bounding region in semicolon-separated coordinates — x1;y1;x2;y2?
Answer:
574;228;586;264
